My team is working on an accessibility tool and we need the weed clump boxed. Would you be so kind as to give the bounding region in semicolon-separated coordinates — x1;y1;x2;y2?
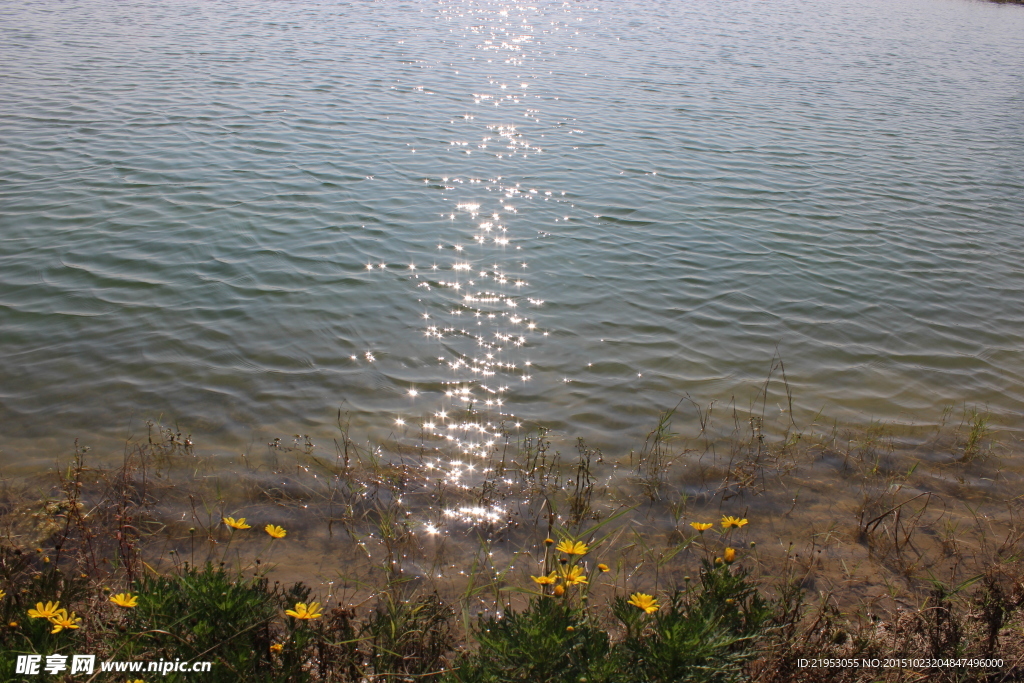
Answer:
450;558;773;683
452;597;613;683
118;564;279;675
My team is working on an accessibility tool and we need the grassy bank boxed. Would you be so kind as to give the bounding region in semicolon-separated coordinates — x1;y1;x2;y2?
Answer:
1;394;1023;681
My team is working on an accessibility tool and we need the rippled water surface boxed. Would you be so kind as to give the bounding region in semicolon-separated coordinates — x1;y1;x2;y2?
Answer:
2;0;1024;464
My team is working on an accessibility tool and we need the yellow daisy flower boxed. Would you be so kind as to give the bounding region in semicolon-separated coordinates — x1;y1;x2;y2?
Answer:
544;537;555;545
627;593;660;614
28;601;62;620
557;565;588;586
553;585;565;596
531;572;557;585
223;517;251;530
110;593;139;608
265;524;287;539
270;643;284;654
597;563;610;572
689;522;713;532
555;540;589;555
0;589;6;600
721;516;748;529
723;547;737;564
285;602;322;620
49;610;81;633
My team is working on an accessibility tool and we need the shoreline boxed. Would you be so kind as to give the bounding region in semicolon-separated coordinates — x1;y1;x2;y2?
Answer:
2;402;1022;680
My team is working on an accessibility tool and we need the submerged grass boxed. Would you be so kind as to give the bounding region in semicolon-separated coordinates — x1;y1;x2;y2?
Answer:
1;389;1023;681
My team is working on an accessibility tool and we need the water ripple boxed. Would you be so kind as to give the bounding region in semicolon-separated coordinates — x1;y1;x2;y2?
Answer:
1;0;1023;456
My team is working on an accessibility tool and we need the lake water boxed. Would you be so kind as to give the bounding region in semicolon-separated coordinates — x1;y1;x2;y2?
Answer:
2;0;1023;466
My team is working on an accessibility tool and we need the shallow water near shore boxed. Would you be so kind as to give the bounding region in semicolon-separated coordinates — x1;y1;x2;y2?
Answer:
2;409;1014;624
2;0;1024;472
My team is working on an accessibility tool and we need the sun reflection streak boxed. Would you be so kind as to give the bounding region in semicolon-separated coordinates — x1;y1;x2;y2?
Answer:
358;0;596;532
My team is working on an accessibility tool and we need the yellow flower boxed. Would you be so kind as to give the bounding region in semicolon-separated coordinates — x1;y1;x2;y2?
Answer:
690;522;713;532
0;589;6;600
721;516;748;529
270;643;284;654
8;621;18;628
28;601;62;619
566;625;575;632
49;610;81;633
223;517;251;530
597;563;610;573
531;572;557;585
285;602;322;620
265;524;287;539
723;547;737;564
557;565;588;586
555;540;589;555
627;593;660;614
553;585;565;597
544;537;555;545
110;593;139;608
